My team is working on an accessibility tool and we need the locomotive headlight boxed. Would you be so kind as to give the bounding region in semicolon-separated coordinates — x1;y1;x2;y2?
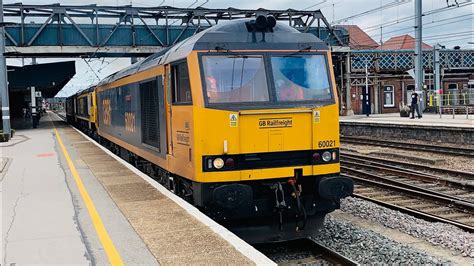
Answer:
322;151;332;162
213;158;225;169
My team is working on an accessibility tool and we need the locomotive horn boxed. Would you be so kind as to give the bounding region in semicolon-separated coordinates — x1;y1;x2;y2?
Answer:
255;15;268;30
266;15;276;29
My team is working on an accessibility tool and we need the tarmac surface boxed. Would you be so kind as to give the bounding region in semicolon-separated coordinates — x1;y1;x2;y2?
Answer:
1;115;156;264
1;113;272;265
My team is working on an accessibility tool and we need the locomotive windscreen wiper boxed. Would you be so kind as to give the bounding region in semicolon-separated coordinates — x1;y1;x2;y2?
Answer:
214;46;238;54
214;46;260;58
284;45;312;57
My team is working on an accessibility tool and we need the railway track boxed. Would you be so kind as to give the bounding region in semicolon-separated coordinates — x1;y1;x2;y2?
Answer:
341;136;474;157
341;152;474;191
255;238;358;265
341;151;474;182
340;153;474;232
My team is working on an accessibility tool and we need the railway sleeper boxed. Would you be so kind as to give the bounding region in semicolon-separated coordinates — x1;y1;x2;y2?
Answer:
388;199;420;206
375;195;406;201
456;217;474;224
409;203;439;209
356;191;387;197
437;189;470;196
439;212;472;219
459;194;474;199
420;206;453;214
415;182;444;188
353;185;371;191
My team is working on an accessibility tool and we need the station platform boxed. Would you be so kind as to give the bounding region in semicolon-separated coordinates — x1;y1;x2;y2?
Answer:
340;113;473;129
340;113;473;145
1;113;273;265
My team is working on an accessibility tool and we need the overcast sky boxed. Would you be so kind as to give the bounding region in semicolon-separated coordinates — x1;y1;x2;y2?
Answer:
4;0;473;97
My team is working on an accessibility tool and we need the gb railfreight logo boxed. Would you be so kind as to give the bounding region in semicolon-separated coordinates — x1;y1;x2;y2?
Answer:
258;117;293;128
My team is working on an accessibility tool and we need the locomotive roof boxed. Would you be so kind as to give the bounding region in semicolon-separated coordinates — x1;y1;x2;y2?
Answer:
97;18;328;87
76;84;96;96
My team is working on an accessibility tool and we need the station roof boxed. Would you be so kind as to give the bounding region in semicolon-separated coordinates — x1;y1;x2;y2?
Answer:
337;25;379;50
8;61;76;98
377;35;432;50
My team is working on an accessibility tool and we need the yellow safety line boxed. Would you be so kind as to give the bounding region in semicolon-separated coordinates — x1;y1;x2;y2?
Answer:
50;114;124;265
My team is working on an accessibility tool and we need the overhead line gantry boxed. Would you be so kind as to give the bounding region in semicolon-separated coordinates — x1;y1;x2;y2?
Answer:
1;3;348;57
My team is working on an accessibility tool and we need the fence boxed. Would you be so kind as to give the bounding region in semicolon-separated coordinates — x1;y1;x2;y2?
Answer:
428;91;474;107
427;91;474;118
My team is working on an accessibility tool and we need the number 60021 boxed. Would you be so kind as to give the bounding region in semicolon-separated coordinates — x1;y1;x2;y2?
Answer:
318;140;335;148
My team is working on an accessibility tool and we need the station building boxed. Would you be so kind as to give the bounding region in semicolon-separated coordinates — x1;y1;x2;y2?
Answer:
338;25;474;115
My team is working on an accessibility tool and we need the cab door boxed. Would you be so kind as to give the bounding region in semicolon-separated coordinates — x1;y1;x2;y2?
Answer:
168;60;194;178
165;65;173;155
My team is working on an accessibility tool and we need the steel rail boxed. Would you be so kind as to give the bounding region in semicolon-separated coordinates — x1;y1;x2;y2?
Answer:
340;151;474;180
308;239;359;266
344;174;474;232
259;238;359;265
344;172;474;211
340;156;474;191
341;136;474;157
352;193;474;233
343;166;474;208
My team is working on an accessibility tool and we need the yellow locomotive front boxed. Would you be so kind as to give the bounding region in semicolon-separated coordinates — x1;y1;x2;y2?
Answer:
184;17;353;243
89;16;353;243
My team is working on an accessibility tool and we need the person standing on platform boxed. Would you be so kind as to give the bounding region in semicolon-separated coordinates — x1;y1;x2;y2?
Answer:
410;91;422;119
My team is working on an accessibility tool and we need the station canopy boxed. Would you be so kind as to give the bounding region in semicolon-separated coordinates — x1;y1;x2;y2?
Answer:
8;61;76;98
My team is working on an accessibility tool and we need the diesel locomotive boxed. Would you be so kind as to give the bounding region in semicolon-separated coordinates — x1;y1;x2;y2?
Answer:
66;16;353;243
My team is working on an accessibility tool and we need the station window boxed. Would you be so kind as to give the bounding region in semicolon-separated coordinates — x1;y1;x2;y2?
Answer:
448;83;458;91
406;84;415;105
171;61;192;104
447;83;458;105
383;85;395;108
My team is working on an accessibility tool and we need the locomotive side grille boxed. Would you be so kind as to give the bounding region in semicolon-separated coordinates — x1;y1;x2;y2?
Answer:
140;79;160;148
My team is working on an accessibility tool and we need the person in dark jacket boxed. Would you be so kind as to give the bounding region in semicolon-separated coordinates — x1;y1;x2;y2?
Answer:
410;92;422;119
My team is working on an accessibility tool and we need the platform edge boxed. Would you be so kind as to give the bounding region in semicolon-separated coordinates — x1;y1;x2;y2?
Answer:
56;114;275;266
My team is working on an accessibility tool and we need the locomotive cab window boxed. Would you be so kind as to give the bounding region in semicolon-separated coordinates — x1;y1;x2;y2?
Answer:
171;61;192;104
271;55;332;102
201;55;269;104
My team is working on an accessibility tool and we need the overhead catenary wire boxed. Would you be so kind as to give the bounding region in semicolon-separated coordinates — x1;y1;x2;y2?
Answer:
331;0;411;24
368;13;474;40
338;0;474;48
302;0;327;11
360;0;473;32
82;58;101;81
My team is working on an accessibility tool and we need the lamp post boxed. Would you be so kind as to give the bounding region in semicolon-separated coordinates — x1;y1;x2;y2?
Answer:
433;44;441;117
0;0;11;141
364;60;369;116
